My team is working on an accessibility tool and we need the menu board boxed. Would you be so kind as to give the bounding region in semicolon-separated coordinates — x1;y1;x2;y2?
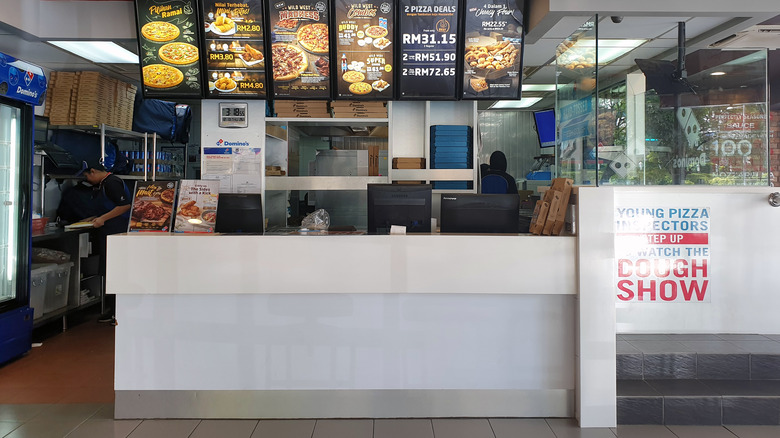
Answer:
201;0;267;98
334;0;394;100
461;0;524;99
397;0;460;100
134;0;205;98
267;0;332;99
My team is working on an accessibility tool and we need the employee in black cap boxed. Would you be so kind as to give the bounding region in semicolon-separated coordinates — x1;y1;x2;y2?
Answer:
75;159;131;324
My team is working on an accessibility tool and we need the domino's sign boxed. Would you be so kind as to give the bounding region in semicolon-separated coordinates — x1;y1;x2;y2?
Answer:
0;51;47;106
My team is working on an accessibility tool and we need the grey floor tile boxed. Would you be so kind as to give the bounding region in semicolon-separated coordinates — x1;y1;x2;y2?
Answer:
722;397;780;425
64;419;141;438
751;355;780;380
126;420;200;438
703;380;780;396
432;419;493;438
251;420;315;438
628;341;695;354
0;405;54;422
717;335;770;341
35;404;104;422
189;420;258;438
645;380;720;396
313;419;372;438
620;335;671;341
664;397;722;425
617;381;660;397
730;342;780;354
0;422;22;438
698;354;750;380
489;418;555;438
5;418;85;438
545;419;616;437
617;397;663;425
375;419;433;438
763;335;780;342
725;425;780;437
680;341;746;354
86;404;115;421
666;425;738;438
617;354;644;380
667;334;723;341
643;353;697;379
613;425;677;437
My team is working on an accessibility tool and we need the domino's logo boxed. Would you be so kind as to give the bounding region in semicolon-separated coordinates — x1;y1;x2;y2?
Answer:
24;71;34;86
216;139;224;146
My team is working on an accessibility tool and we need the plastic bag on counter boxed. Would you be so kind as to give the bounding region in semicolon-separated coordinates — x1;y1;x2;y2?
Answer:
300;209;330;231
32;247;71;264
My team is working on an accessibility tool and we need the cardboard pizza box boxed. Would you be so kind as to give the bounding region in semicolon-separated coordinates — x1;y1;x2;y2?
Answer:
542;190;563;235
552;178;574;235
529;199;549;235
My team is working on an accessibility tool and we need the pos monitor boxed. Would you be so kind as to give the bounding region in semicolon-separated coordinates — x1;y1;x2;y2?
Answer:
440;193;520;233
367;184;432;234
215;193;264;234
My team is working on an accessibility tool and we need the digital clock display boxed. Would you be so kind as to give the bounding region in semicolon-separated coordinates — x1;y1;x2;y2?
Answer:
219;103;249;128
397;0;460;99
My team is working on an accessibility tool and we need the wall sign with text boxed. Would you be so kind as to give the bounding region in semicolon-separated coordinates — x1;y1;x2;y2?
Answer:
134;0;205;98
615;206;711;303
334;0;394;99
397;0;460;100
461;0;524;100
200;0;267;98
267;0;332;99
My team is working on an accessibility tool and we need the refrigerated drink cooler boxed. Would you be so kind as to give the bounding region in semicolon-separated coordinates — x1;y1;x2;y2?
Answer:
0;52;47;365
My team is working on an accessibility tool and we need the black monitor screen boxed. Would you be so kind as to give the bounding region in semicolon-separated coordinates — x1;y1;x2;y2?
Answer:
215;193;264;234
367;184;432;235
533;109;556;148
440;193;520;233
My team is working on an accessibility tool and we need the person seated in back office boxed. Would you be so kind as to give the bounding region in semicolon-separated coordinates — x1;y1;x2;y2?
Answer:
75;159;132;325
481;151;518;194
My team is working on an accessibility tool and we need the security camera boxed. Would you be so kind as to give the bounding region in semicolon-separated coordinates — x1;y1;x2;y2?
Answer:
611;16;624;23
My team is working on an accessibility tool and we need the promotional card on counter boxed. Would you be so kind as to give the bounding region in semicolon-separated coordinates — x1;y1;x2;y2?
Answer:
174;180;220;233
134;0;205;98
397;0;460;100
128;181;178;232
267;0;332;99
461;0;524;100
200;0;268;98
334;0;394;100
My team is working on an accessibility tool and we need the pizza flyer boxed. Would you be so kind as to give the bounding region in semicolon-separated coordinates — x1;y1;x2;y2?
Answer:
461;0;524;100
174;180;220;233
128;181;178;233
134;0;205;98
334;0;394;100
397;0;460;100
201;0;268;98
267;0;331;99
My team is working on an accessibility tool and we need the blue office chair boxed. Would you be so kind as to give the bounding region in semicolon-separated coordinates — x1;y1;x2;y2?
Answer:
481;174;509;194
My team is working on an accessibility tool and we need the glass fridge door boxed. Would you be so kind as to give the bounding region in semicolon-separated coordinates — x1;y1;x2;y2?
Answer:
0;102;22;305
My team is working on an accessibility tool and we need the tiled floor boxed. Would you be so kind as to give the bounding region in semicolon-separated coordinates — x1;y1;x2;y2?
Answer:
3;326;780;437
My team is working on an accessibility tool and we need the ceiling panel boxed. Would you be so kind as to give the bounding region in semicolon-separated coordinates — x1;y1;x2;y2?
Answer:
524;65;557;84
544;16;597;40
681;16;739;39
607;47;670;67
598;17;689;39
523;39;561;66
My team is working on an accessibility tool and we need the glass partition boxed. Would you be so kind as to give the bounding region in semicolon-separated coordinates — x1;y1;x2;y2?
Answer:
555;17;598;185
601;48;769;186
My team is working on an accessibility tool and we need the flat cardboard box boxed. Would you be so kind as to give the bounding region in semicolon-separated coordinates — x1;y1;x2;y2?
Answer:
551;178;574;235
529;200;550;235
542;190;563;235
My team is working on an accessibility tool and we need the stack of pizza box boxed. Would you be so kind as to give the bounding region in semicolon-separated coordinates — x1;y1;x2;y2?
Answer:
529;178;574;235
75;72;115;127
274;100;330;118
330;101;387;118
44;71;78;125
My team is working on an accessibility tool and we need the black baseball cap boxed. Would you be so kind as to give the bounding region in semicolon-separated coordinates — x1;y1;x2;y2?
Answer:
75;159;106;176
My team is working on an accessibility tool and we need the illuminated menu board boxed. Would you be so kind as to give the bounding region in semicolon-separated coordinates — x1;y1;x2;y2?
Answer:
461;0;524;100
134;0;205;98
398;0;460;100
201;0;267;98
267;0;331;99
334;0;393;100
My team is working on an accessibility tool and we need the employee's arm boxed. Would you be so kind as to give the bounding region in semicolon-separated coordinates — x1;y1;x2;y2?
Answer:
92;204;131;228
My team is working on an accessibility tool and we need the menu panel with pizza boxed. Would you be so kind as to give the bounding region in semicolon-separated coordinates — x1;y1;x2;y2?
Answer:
397;0;460;100
461;0;524;100
334;0;394;100
267;0;332;99
134;0;205;98
200;0;267;98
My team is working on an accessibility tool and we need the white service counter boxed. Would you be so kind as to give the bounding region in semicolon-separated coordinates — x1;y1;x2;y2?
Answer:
108;234;581;420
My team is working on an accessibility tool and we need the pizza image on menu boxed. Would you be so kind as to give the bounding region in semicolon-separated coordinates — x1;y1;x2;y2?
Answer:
349;82;372;95
158;42;199;65
141;21;180;42
297;23;329;54
365;25;388;39
342;71;365;83
271;43;308;81
275;18;300;32
143;64;184;88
